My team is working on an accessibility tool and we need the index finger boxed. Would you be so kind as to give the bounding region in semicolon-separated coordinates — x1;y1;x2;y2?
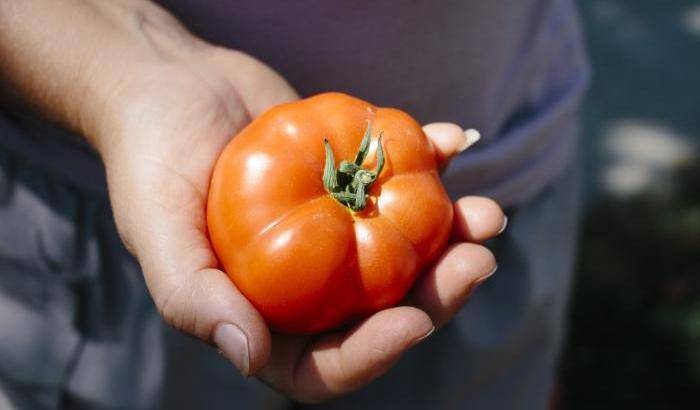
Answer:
423;123;480;171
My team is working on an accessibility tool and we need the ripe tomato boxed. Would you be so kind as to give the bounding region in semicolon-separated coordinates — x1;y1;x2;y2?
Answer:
207;93;453;334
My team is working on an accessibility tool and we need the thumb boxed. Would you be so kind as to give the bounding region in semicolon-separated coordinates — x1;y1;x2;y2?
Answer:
111;164;271;377
146;265;271;378
423;123;480;172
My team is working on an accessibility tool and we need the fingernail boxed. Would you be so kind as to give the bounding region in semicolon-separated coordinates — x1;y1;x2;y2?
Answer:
411;326;436;347
213;323;250;377
458;129;481;152
498;215;508;234
475;264;498;286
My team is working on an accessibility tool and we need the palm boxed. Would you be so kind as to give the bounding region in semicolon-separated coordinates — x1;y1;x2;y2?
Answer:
102;48;503;403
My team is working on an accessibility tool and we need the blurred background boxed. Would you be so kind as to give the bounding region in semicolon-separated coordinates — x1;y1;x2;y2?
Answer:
561;0;699;408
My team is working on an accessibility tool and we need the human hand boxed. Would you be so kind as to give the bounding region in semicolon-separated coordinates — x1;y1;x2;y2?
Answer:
1;0;504;402
99;51;502;405
96;47;504;403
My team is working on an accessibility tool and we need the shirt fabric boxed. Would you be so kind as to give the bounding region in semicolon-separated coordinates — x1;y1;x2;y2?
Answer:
0;1;588;408
0;0;588;208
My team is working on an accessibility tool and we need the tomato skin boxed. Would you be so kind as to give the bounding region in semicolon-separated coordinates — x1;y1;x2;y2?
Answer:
207;93;453;334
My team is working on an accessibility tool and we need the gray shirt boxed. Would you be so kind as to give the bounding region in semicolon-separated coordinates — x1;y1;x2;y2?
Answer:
0;2;589;408
0;0;588;207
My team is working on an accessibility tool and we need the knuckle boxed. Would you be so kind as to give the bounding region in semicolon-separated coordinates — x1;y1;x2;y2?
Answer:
155;279;196;335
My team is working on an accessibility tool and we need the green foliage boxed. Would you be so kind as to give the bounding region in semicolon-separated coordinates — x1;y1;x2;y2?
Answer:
562;164;700;408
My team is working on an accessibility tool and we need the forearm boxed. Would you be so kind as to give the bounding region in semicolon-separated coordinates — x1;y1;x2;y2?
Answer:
0;0;205;145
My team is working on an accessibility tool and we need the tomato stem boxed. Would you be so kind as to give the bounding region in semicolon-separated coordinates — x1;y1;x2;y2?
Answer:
323;121;385;211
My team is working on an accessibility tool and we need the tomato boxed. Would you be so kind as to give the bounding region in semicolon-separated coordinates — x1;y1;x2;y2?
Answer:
207;93;453;334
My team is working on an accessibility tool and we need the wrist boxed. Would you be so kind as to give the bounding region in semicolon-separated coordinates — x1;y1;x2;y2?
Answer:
80;2;211;149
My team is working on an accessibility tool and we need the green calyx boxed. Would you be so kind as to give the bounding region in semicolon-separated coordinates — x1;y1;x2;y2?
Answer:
323;121;385;212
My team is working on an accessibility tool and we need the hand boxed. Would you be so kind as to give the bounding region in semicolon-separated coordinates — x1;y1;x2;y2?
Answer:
96;47;504;403
0;1;504;403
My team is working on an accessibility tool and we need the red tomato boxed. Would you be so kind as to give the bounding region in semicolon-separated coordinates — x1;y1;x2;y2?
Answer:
207;93;453;334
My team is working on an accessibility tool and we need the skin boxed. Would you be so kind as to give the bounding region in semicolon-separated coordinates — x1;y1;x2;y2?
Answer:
0;0;506;403
208;93;455;334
